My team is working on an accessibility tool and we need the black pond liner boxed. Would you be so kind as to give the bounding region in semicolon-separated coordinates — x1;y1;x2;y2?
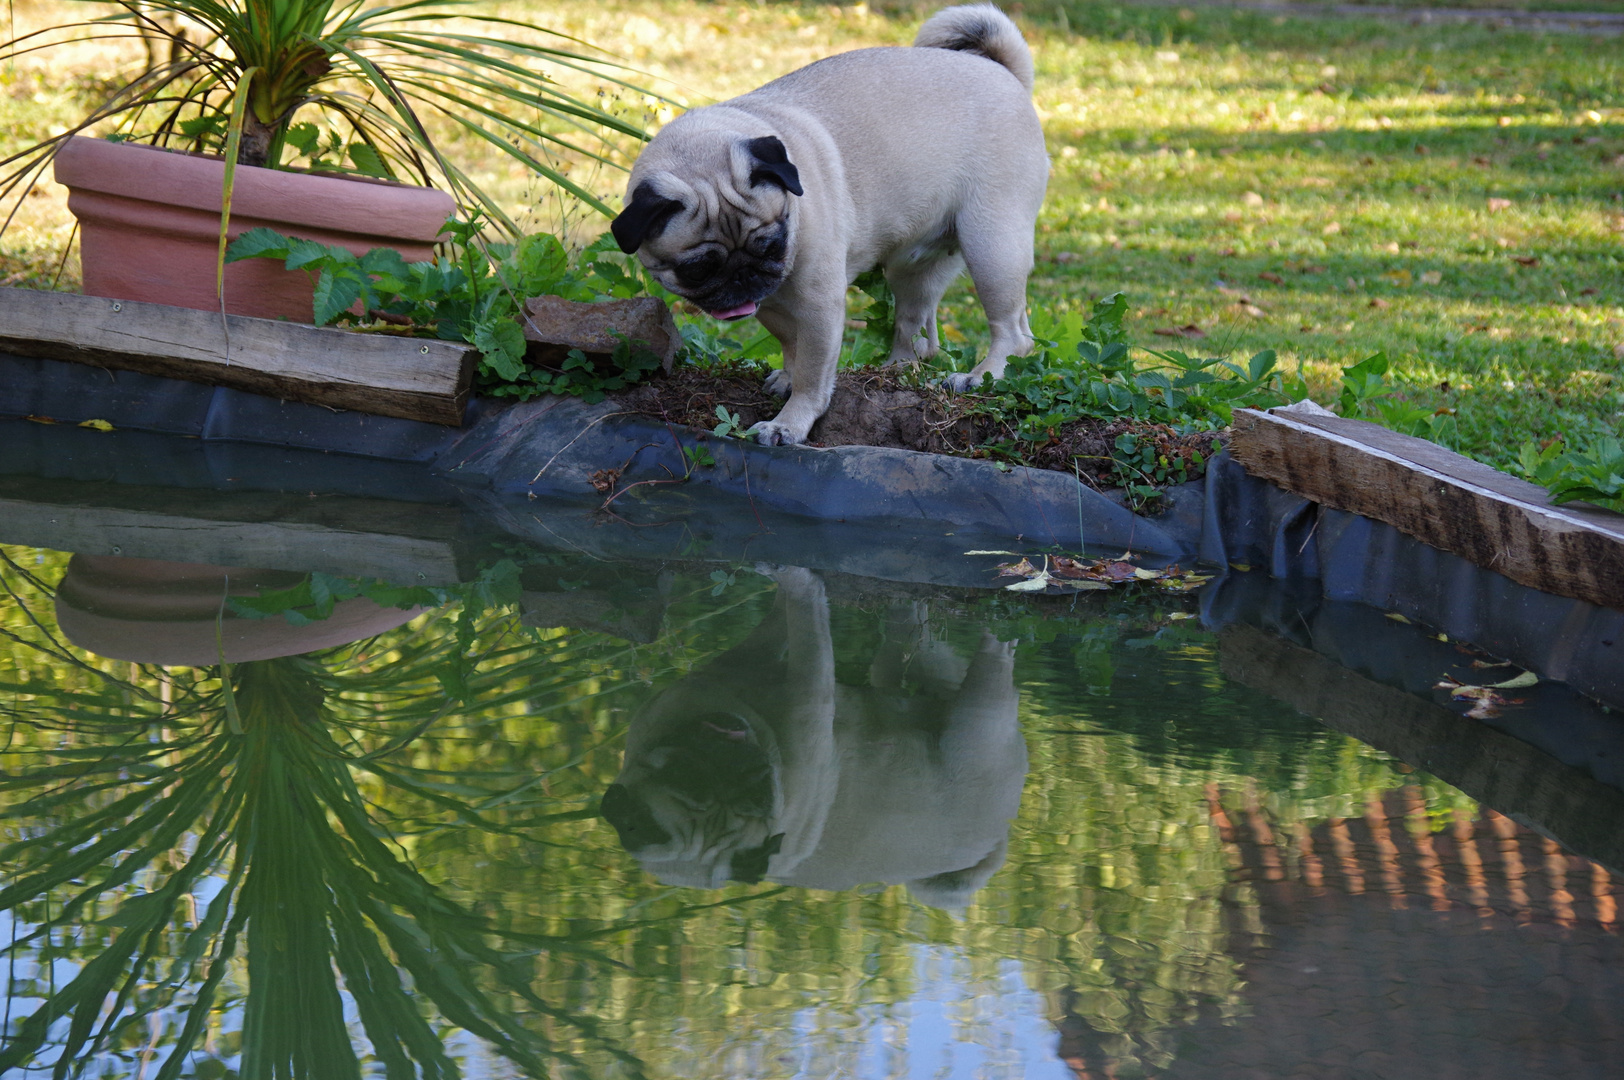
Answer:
4;349;1624;866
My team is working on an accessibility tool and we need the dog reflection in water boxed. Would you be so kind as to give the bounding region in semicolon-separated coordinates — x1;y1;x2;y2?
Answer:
601;567;1025;908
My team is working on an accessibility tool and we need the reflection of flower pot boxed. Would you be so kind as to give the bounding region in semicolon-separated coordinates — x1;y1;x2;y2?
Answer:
54;555;421;666
53;137;455;322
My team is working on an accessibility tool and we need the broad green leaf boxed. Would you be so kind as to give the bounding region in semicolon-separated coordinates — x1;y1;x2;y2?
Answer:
347;141;393;178
225;227;293;263
473;317;528;380
313;270;363;325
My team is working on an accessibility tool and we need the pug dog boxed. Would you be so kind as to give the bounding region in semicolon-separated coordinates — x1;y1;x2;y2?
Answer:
600;567;1027;909
609;4;1049;445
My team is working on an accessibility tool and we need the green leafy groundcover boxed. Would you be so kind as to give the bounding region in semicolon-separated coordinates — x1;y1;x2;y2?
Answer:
1518;438;1624;515
226;220;664;403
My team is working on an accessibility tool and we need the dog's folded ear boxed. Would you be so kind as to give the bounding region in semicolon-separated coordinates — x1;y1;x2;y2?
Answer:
611;181;684;254
729;831;785;884
745;136;803;197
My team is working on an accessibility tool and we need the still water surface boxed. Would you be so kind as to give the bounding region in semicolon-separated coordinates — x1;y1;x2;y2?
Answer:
1;544;1620;1078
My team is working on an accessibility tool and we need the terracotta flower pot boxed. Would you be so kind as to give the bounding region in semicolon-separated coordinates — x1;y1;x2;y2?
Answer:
53;136;456;322
53;555;422;666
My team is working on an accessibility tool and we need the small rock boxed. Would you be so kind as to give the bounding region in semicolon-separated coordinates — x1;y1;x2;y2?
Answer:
520;294;680;371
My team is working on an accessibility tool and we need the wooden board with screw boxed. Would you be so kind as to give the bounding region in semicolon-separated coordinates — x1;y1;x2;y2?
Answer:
0;287;475;425
1230;406;1624;611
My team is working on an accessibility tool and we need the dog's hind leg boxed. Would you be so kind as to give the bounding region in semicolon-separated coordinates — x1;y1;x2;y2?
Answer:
940;631;1022;769
884;251;964;364
944;204;1040;392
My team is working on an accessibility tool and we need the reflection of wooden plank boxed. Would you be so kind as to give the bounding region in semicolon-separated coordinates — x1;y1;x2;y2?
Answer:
1219;622;1624;872
0;286;474;425
0;486;462;585
1229;407;1624;611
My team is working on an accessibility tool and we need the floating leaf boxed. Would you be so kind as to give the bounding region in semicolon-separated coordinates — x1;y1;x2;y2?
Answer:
965;550;1021;556
996;558;1040;579
1005;575;1053;592
1490;670;1538;689
77;419;114;432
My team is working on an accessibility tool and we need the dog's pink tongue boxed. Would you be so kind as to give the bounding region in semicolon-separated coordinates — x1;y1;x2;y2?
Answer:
707;301;758;321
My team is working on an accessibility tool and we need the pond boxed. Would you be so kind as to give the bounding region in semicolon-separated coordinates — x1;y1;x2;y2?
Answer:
1;540;1621;1079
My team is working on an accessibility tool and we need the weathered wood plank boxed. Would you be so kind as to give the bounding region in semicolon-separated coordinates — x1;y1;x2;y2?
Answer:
0;286;475;425
1230;406;1624;611
0;480;464;585
1219;622;1624;872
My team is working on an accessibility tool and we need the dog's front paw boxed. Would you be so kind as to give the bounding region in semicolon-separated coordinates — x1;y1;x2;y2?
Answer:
748;419;806;446
763;368;792;397
943;371;989;393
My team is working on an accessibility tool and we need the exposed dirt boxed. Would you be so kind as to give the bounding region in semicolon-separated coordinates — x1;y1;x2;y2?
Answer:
621;363;1224;492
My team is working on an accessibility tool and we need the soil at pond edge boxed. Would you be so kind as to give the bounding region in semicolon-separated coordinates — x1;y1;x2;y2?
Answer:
621;364;1225;492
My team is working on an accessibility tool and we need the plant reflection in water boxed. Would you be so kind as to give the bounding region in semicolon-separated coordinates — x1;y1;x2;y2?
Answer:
5;544;1618;1079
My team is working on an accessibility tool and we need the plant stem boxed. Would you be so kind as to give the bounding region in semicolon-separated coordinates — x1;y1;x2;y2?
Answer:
238;110;277;168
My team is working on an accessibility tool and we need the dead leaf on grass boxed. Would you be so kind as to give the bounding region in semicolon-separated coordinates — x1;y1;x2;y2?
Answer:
1259;271;1285;284
1420;270;1443;285
1512;255;1540;267
1153;324;1206;338
1487;197;1513;212
1369;298;1391;309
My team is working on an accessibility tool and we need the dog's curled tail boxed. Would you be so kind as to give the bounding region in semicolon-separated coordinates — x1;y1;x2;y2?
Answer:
913;4;1034;94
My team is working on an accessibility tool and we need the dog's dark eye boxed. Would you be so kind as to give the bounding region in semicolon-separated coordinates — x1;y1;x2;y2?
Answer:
747;230;786;262
675;251;723;286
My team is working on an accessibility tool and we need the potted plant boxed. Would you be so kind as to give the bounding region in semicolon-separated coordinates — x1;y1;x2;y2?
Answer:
1;0;646;321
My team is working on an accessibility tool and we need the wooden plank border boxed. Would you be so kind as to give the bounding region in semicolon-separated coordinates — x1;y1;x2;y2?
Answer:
0;287;475;426
1230;406;1624;611
1219;622;1624;872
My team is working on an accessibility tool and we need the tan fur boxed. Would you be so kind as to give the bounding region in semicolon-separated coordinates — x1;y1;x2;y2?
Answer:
604;568;1027;908
616;5;1049;444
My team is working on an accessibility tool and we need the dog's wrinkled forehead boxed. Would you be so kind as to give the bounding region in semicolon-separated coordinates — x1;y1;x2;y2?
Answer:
611;133;801;257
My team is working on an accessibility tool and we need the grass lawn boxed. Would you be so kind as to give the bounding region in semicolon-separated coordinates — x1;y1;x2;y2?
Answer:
3;0;1621;468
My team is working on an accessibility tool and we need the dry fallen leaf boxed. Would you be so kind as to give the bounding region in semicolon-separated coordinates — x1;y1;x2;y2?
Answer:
1322;222;1342;236
1005;575;1052;593
1420;270;1443;285
997;558;1039;579
1259;271;1285;284
1369;298;1391;309
965;550;1020;556
1153;324;1206;339
1512;255;1539;267
1487;197;1513;212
